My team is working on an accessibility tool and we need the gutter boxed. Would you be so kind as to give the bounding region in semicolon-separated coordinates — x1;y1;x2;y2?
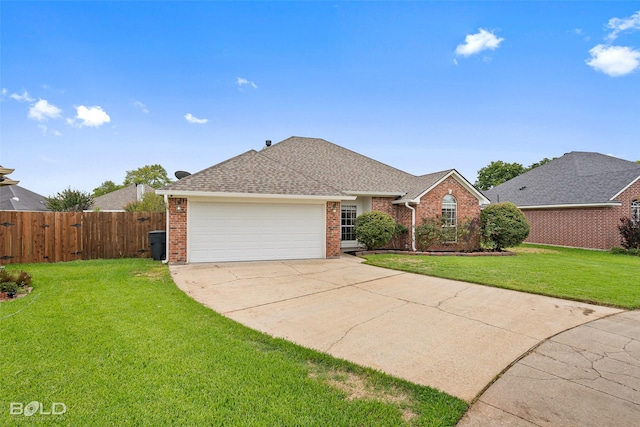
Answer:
404;202;417;252
162;194;169;264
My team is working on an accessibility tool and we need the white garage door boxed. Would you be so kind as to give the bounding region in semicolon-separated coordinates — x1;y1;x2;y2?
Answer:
188;202;325;262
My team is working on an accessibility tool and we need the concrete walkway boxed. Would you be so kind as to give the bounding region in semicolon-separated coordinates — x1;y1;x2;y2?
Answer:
458;310;640;426
169;256;620;403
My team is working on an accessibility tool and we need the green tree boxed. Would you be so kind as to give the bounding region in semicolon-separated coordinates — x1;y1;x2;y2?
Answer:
475;161;526;191
123;164;172;189
481;202;530;251
526;158;554;170
93;180;124;197
124;192;166;212
354;211;396;250
475;158;556;190
46;188;94;211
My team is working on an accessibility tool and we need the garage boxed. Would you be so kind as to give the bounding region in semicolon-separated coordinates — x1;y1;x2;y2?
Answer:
188;201;325;263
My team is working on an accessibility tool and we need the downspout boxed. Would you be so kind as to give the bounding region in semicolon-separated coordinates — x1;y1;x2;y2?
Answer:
162;195;169;264
404;202;417;252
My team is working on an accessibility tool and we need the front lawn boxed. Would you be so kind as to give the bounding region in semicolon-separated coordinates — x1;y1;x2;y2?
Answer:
0;259;466;426
362;244;640;309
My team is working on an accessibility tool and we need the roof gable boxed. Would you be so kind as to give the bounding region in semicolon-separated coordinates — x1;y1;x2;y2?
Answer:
484;152;640;207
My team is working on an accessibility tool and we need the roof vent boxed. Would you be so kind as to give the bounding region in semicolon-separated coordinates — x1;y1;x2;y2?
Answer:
519;186;527;191
265;140;272;147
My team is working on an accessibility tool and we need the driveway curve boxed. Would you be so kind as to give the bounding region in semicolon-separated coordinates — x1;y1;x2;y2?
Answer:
169;256;620;402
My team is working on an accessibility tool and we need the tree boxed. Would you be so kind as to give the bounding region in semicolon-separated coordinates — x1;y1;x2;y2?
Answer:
124;192;166;212
46;188;94;211
475;161;526;191
354;211;396;250
526;158;553;170
123;164;172;189
93;180;124;197
481;202;530;251
475;157;556;190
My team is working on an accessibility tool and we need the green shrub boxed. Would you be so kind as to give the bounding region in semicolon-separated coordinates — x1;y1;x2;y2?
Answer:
415;217;443;251
354;211;396;250
415;216;482;252
481;202;530;251
0;269;32;293
611;247;640;257
0;281;18;294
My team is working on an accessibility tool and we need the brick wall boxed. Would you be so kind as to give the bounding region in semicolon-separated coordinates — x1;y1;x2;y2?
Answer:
326;201;341;257
372;176;482;251
414;177;482;251
524;179;640;249
168;197;187;263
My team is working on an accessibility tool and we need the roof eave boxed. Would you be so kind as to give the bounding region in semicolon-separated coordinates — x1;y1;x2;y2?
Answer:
610;174;640;200
518;202;622;210
155;189;355;201
411;170;490;205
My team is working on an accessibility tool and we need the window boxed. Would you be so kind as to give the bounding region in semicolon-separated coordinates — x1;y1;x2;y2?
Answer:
341;205;357;241
441;194;457;242
632;199;640;225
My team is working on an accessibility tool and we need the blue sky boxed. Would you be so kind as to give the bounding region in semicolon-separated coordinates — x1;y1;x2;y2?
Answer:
1;1;639;197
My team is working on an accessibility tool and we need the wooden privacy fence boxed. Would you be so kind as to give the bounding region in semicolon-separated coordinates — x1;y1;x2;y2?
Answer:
0;211;166;265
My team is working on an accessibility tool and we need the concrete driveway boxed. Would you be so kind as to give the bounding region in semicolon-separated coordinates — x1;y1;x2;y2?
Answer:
169;256;620;402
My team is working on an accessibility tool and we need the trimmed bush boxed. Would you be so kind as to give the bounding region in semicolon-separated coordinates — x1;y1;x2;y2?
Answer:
354;211;396;250
481;202;530;251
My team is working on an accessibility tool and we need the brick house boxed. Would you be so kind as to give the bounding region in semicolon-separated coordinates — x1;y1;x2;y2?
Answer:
483;152;640;250
157;137;489;263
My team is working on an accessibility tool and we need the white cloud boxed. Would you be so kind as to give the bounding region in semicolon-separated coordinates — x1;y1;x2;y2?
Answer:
9;90;34;102
67;105;111;127
586;44;640;77
455;28;504;57
28;99;62;121
1;88;7;96
184;113;208;124
236;77;258;89
38;124;62;137
132;100;149;113
606;10;640;41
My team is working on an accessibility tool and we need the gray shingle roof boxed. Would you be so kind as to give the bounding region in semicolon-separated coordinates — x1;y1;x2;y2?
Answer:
483;152;640;207
161;149;345;197
159;136;487;203
93;184;156;211
0;185;49;211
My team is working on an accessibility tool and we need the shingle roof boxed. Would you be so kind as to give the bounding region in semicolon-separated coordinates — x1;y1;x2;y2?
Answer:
161;149;345;197
483;152;640;207
93;184;156;211
159;136;487;203
0;185;49;211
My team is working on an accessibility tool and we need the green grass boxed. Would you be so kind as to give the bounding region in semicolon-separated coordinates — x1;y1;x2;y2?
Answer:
0;259;466;426
362;244;640;309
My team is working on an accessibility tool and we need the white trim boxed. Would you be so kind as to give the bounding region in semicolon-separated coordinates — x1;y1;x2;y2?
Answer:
391;170;490;205
345;191;406;197
405;202;416;251
519;202;621;210
156;189;354;201
610;174;640;200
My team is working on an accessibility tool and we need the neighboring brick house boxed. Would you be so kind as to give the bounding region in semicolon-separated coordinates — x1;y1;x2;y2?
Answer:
484;152;640;250
157;136;489;264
